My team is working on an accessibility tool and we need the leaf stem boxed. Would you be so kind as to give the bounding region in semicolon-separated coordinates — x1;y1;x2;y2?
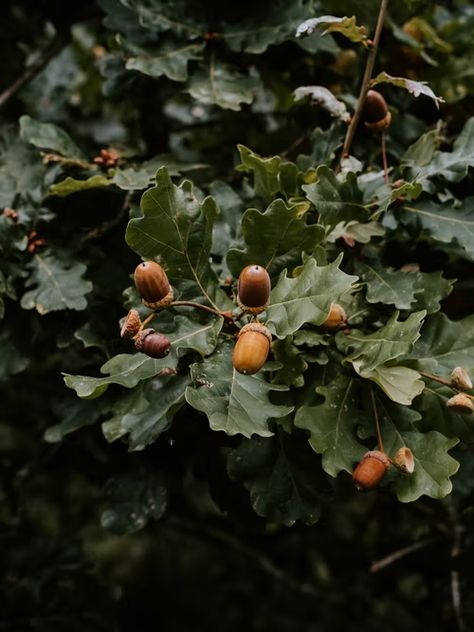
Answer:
337;0;389;168
370;385;384;452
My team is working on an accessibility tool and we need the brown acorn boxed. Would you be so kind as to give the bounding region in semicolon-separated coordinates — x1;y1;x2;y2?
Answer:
134;328;171;358
232;323;271;375
120;308;142;339
393;447;415;474
237;265;271;314
449;367;473;392
352;450;390;491
446;393;474;415
322;303;347;330
134;261;173;309
363;90;391;131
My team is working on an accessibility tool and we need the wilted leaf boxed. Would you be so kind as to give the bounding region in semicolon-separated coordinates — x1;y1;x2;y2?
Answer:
371;72;444;107
294;86;350;122
296;15;367;44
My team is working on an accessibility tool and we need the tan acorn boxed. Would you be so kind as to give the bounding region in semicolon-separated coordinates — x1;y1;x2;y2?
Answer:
237;265;271;314
322;303;347;330
393;447;415;474
446;393;474;415
352;450;390;491
232;323;271;375
120;309;142;339
449;367;473;392
134;261;173;309
363;90;391;131
134;328;171;358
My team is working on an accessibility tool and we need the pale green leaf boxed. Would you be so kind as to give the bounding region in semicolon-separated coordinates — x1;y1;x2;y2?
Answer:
19;115;83;158
371;72;444;107
49;175;112;197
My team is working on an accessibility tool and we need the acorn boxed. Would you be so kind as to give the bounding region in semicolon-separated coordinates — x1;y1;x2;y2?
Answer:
449;367;473;392
134;261;174;309
362;90;391;131
322;303;347;330
352;450;390;491
393;447;415;474
134;328;171;359
120;308;142;339
237;265;271;314
232;323;271;375
446;393;474;415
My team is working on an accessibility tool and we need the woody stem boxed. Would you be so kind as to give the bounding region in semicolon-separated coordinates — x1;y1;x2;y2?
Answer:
170;301;233;321
418;371;453;388
370;385;384;453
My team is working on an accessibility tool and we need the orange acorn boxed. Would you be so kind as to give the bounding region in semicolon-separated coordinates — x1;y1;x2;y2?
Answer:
352;450;390;490
446;393;474;415
232;323;271;375
322;303;347;330
134;261;173;309
237;265;271;314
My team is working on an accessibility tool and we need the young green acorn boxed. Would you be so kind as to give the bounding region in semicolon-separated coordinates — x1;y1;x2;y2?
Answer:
134;261;174;309
322;303;347;330
362;90;391;131
232;323;271;375
237;265;271;314
352;450;390;490
134;328;171;359
447;393;474;415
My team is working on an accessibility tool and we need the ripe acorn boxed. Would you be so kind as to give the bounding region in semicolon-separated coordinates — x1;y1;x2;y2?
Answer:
134;261;173;309
352;450;390;491
362;90;391;131
134;328;171;359
449;367;473;392
237;265;271;314
232;323;271;375
447;393;474;415
322;303;347;330
120;308;142;339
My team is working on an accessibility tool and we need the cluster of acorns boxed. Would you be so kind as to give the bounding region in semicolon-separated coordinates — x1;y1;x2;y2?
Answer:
120;260;348;375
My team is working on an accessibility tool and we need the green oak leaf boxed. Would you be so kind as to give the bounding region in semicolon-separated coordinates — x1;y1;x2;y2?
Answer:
401;125;443;173
398;197;474;260
49;175;112;197
0;330;29;381
265;254;358;338
226;199;324;277
19;115;83;158
296;15;367;44
126;167;221;303
236;145;282;204
185;341;293;438
210;180;245;260
358;262;454;313
302;166;367;231
102;374;190;450
414;382;474;443
187;60;261;111
113;155;208;190
296;124;344;172
125;41;205;82
271;337;308;387
227;429;332;526
352;362;424;405
327;220;385;244
295;375;366;477
21;251;92;314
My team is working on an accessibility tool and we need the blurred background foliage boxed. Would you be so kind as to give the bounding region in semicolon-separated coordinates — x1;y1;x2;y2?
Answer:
1;0;474;630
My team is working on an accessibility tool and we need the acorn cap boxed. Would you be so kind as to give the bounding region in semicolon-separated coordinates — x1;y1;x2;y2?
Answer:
449;367;473;392
393;447;415;474
120;309;142;339
352;450;390;491
134;328;155;352
322;303;347;331
362;90;388;123
237;265;271;313
447;393;474;415
364;111;392;132
238;322;272;342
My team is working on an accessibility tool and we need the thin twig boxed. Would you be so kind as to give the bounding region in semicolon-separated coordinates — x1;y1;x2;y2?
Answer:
170;300;233;321
0;35;68;109
337;0;389;168
419;371;453;389
381;131;389;184
165;515;319;599
370;385;384;453
370;537;438;573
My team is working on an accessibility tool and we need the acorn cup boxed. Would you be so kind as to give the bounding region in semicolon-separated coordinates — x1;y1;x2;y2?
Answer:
362;90;391;132
134;261;174;309
232;323;271;375
393;447;415;474
446;393;474;415
352;450;390;491
322;303;347;331
120;309;142;339
134;328;171;359
237;265;271;315
449;367;473;392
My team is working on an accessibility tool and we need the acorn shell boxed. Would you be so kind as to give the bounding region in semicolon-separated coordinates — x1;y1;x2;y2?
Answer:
233;323;271;375
237;265;271;312
362;90;388;123
447;393;474;415
120;309;142;339
352;450;390;490
322;303;347;330
449;367;473;392
134;261;172;307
